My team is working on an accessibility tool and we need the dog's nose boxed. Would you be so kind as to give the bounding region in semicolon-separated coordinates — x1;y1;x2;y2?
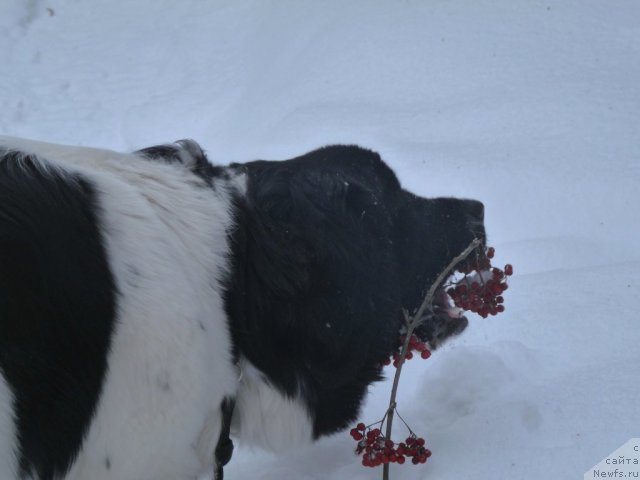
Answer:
465;200;484;223
463;200;485;243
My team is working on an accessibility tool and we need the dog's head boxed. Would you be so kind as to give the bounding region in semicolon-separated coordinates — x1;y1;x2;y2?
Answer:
218;144;487;437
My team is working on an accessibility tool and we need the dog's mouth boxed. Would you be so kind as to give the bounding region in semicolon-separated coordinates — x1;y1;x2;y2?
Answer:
413;274;469;350
433;277;469;345
433;281;464;320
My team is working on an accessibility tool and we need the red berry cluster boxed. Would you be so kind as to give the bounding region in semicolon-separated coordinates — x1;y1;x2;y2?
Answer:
350;424;431;467
447;247;513;318
383;334;432;368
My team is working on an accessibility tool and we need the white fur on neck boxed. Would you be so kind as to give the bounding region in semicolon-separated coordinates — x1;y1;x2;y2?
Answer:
232;358;314;452
0;372;17;479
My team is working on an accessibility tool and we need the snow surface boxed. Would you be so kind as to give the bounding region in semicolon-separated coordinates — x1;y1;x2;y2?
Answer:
1;1;639;479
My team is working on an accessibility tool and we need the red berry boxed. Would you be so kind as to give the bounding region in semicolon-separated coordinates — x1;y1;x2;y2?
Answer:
420;350;431;359
504;264;513;276
486;247;495;258
357;423;365;431
397;455;405;464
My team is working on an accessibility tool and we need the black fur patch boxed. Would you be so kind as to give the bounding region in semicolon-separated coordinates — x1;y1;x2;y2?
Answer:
0;151;117;479
223;145;485;437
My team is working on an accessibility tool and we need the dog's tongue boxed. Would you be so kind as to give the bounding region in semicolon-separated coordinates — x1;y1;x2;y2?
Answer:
434;287;464;319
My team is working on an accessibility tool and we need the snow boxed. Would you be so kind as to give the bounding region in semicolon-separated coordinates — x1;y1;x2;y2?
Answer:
2;1;639;479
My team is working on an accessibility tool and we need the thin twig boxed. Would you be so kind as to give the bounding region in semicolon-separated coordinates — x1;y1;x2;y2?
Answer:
381;238;482;480
393;407;413;434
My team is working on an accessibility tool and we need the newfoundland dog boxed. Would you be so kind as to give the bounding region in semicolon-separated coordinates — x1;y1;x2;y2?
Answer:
0;137;484;480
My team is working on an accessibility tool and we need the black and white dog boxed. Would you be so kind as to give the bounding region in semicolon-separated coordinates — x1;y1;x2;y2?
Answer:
0;137;485;480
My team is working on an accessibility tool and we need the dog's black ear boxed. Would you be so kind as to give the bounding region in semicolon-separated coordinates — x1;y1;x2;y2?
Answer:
236;153;398;299
232;166;313;299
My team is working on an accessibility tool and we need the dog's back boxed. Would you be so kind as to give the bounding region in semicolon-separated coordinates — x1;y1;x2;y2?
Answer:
0;138;239;480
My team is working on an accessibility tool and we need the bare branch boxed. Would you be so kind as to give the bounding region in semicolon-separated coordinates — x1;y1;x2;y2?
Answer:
381;237;482;480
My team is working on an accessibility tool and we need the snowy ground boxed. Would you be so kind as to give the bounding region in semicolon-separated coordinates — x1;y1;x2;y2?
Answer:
1;1;639;479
